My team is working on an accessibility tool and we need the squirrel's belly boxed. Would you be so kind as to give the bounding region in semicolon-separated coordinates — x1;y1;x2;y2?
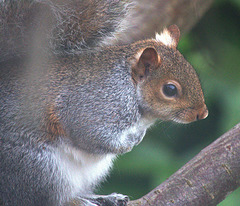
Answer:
52;144;115;197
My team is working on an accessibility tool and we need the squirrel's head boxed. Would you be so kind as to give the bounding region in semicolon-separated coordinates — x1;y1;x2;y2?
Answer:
131;25;208;123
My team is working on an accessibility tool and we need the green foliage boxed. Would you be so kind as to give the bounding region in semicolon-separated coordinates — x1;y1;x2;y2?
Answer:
100;0;240;205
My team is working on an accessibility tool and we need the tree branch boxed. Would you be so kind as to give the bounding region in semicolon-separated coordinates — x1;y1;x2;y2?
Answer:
128;123;240;206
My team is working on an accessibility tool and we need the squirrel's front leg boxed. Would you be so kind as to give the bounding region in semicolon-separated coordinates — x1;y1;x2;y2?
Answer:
66;193;129;206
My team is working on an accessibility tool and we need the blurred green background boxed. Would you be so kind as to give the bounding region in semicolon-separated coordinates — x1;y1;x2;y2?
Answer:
99;0;240;205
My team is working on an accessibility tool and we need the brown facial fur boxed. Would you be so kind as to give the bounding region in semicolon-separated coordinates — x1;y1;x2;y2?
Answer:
129;38;207;123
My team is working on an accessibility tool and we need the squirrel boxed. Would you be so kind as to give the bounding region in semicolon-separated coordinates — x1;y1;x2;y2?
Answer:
0;1;208;206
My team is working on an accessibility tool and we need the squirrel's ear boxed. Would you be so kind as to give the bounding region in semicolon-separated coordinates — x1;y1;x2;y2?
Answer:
132;47;161;83
138;47;160;68
156;24;180;49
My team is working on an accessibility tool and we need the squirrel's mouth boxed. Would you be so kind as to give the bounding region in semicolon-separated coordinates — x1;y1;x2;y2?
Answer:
172;105;208;124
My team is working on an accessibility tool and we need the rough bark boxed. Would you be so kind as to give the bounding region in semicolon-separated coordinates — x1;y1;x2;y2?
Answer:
127;123;240;206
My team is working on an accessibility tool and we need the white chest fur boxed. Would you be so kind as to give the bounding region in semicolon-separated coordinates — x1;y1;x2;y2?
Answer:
53;144;115;197
51;118;154;202
119;117;155;146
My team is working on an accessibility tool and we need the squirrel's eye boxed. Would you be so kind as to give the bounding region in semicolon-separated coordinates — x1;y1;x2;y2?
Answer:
162;84;178;97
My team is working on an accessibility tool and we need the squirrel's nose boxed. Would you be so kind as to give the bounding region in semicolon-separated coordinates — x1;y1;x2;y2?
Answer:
196;106;208;121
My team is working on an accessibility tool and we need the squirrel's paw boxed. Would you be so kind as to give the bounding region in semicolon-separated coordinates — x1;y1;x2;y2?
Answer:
87;193;129;206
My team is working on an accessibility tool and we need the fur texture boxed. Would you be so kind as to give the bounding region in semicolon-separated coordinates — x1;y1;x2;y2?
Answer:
0;0;130;62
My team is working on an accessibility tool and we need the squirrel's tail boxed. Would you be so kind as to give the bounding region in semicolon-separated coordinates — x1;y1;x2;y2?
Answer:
0;0;131;62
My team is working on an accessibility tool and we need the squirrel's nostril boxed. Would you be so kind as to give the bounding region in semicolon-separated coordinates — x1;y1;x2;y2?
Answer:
196;107;208;121
203;109;209;119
